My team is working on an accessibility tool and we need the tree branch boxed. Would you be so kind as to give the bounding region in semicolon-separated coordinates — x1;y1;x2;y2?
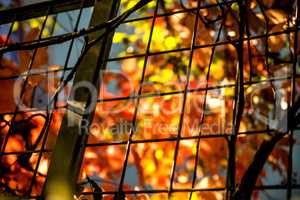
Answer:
233;97;300;200
226;1;246;199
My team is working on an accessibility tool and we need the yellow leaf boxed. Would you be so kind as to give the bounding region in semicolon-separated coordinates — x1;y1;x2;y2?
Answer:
143;159;156;174
113;32;127;43
42;29;50;38
155;149;164;160
12;22;19;32
190;193;200;200
149;68;174;84
209;60;224;80
29;19;41;28
231;2;239;11
164;36;179;50
151;26;165;47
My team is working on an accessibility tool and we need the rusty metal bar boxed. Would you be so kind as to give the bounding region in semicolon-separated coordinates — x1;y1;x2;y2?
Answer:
0;0;94;25
42;0;120;199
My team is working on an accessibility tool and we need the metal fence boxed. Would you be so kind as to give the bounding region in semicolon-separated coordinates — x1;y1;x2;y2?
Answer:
0;0;300;199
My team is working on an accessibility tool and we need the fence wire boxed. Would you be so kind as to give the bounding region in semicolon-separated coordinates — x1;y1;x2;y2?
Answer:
0;0;300;200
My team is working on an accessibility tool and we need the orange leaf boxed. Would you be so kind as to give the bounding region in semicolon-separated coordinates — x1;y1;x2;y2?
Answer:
18;28;49;81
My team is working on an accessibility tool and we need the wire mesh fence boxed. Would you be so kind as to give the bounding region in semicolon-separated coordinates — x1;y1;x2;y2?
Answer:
0;0;93;198
0;0;300;199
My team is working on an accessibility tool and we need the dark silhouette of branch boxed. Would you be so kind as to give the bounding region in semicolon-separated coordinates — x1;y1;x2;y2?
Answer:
226;1;246;199
233;98;300;200
233;0;299;198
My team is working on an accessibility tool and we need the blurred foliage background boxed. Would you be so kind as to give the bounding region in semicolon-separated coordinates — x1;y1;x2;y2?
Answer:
0;0;300;200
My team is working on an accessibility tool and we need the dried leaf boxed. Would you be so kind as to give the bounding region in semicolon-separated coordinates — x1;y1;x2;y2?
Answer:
265;9;287;25
0;58;20;113
18;28;49;76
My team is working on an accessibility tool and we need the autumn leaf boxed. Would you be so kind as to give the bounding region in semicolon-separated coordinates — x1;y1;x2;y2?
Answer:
0;1;299;200
0;58;19;113
18;28;49;85
265;9;287;25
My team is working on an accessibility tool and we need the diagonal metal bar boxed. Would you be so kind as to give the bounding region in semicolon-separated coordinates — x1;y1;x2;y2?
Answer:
287;0;299;199
168;0;201;198
116;1;160;198
0;0;94;25
42;0;121;199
